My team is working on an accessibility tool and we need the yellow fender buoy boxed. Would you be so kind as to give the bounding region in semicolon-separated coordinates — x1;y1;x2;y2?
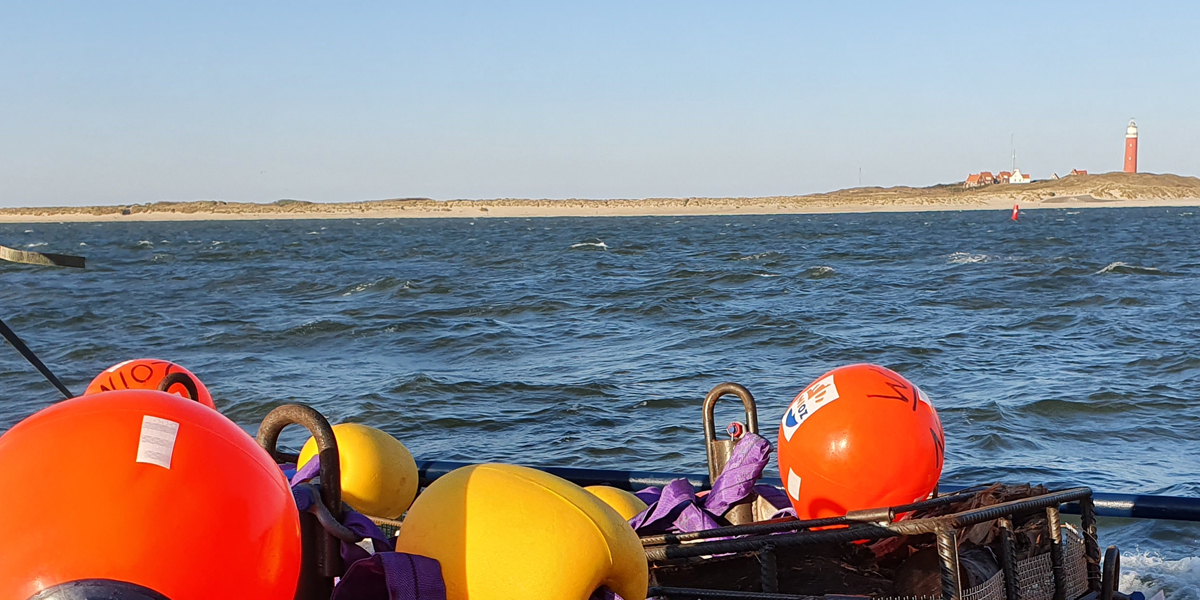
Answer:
297;423;417;519
395;464;648;600
584;485;649;521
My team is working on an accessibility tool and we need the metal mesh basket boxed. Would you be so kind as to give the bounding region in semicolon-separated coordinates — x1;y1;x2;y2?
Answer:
873;524;1088;600
1064;525;1090;600
877;565;1007;600
1013;524;1090;600
964;570;1008;600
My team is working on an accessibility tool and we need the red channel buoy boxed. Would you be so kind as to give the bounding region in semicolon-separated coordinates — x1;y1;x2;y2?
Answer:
85;359;217;410
777;364;945;520
0;391;300;600
1012;204;1020;221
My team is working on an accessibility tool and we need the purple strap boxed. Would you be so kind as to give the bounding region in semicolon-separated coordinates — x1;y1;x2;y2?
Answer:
341;510;396;565
754;484;797;519
754;483;790;511
589;588;625;600
676;501;723;532
290;456;322;486
628;433;773;535
703;433;771;515
633;486;661;506
628;478;696;534
332;552;447;600
287;457;397;565
291;482;318;512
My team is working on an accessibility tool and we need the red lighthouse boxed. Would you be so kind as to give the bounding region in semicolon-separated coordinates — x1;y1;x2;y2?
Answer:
1124;119;1138;173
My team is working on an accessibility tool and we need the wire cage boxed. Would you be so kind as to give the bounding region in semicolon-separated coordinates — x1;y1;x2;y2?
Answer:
643;486;1101;600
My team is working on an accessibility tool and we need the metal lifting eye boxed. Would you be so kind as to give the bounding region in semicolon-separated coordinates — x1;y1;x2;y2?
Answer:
157;372;200;402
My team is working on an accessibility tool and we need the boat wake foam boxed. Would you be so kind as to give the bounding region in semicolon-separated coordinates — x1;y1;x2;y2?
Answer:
1121;552;1200;600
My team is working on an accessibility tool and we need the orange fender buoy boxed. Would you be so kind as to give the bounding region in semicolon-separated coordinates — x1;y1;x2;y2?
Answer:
85;359;216;410
0;391;301;600
777;364;945;520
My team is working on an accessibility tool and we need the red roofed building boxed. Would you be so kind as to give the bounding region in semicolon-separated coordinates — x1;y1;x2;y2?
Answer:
965;173;982;188
979;172;995;185
1070;169;1087;176
996;171;1012;184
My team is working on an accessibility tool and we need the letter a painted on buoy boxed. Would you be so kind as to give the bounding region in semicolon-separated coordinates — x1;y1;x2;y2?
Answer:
1012;204;1019;221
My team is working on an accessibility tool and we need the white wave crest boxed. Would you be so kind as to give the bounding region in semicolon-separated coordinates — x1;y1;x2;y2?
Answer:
803;266;836;278
137;240;153;248
948;252;989;264
570;241;608;250
1096;262;1163;275
738;252;778;261
1121;552;1200;600
25;242;47;248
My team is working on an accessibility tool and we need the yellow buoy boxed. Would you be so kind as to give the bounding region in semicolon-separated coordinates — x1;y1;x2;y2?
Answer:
297;423;417;519
584;485;649;520
395;464;648;600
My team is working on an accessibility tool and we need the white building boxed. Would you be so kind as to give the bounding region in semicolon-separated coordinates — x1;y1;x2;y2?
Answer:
1009;168;1031;184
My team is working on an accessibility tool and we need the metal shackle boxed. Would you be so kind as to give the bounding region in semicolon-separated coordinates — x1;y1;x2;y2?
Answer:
702;382;759;482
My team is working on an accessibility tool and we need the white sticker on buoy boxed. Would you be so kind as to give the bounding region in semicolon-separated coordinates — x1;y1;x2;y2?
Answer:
780;374;839;442
917;386;932;407
136;415;180;469
787;468;802;501
105;359;135;373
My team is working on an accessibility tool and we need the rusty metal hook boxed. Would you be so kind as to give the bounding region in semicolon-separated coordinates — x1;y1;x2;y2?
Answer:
255;404;343;582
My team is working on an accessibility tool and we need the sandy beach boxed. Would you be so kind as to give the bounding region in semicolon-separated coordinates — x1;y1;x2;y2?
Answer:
2;172;1197;223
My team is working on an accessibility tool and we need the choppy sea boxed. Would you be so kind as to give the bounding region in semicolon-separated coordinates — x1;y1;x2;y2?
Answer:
2;207;1198;597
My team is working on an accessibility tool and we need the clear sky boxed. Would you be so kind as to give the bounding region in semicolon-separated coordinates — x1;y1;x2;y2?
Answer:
2;1;1198;207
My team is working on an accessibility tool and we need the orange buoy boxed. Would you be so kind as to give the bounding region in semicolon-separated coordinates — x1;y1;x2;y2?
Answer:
85;359;217;410
777;364;945;520
0;390;300;600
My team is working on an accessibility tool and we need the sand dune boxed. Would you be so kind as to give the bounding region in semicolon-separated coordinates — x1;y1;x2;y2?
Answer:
2;172;1197;222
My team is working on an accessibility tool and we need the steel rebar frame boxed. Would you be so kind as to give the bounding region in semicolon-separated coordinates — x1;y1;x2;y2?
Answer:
644;487;1100;600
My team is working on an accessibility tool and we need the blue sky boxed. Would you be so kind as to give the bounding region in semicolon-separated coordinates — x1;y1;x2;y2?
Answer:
2;1;1197;206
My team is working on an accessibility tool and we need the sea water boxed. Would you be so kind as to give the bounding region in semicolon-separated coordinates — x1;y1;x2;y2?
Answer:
1;207;1198;598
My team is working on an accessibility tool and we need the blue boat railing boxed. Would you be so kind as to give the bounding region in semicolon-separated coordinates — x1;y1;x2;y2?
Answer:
415;459;1200;523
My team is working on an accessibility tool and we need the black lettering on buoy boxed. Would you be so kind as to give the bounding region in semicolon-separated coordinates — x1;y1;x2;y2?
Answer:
930;428;944;468
865;367;913;407
131;364;154;383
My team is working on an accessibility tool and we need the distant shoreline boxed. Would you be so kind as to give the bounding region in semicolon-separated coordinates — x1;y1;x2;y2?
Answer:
0;197;1197;223
2;172;1198;223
